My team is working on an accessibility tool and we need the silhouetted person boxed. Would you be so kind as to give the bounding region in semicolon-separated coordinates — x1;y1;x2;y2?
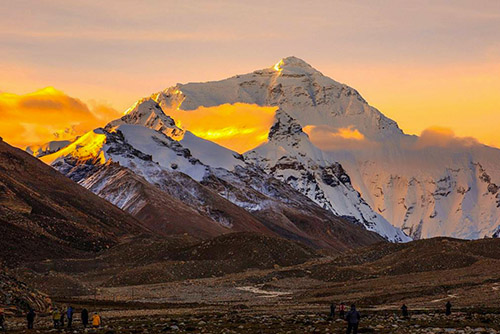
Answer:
59;307;65;327
27;308;36;329
401;304;408;318
345;304;361;334
330;303;336;318
339;302;346;318
0;309;5;331
445;301;452;316
66;306;73;328
81;308;89;328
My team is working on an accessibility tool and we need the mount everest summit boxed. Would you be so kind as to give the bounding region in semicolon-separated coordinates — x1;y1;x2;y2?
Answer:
38;57;500;243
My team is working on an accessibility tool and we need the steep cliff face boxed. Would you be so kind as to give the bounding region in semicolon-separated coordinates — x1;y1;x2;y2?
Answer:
331;141;500;239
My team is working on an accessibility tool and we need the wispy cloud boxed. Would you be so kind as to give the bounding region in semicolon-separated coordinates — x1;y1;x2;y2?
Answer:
413;126;480;149
303;125;379;151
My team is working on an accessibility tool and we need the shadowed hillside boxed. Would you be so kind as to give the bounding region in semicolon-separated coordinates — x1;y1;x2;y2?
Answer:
0;138;149;266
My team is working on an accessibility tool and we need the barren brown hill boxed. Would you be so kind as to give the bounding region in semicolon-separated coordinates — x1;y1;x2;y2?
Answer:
170;232;318;267
0;139;150;266
266;237;500;309
304;237;500;283
15;232;319;292
104;232;320;286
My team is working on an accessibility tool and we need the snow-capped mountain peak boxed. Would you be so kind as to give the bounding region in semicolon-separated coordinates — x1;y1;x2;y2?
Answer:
267;109;308;142
272;56;322;76
108;97;184;140
144;56;500;240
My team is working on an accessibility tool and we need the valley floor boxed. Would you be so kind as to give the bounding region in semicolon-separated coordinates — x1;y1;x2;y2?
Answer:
5;257;500;334
2;305;500;333
5;238;500;333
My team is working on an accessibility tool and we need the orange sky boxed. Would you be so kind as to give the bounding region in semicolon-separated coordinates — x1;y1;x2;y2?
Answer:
0;87;120;148
1;1;499;149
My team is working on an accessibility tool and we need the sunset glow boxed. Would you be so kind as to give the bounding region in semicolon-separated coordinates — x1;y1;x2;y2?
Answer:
1;1;499;150
167;103;278;153
41;129;108;165
303;125;374;151
0;87;120;148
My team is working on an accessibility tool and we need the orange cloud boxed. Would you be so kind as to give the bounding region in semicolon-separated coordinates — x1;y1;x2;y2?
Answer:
0;87;121;148
303;125;376;151
414;126;480;149
166;103;278;153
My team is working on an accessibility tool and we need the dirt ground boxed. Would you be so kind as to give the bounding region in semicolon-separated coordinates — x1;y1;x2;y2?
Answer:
3;261;500;334
2;305;500;333
5;238;500;333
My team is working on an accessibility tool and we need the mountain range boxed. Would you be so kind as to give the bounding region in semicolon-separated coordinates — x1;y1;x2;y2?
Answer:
35;57;500;242
1;136;381;309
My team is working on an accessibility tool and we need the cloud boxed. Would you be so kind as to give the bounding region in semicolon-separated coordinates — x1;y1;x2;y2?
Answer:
303;125;377;151
414;126;480;149
0;87;121;148
165;103;278;153
304;124;484;152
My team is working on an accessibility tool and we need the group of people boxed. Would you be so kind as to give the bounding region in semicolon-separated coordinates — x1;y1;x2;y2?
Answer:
0;300;456;333
0;306;101;331
401;301;453;318
51;306;73;328
329;303;361;334
51;306;101;329
329;301;454;334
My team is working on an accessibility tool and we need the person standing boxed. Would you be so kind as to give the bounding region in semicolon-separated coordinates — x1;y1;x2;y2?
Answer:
92;312;101;328
81;308;89;328
66;306;74;328
52;308;60;328
0;308;6;331
339;302;346;319
59;307;65;328
401;304;409;318
345;304;361;334
445;301;452;316
330;302;336;318
27;308;36;329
